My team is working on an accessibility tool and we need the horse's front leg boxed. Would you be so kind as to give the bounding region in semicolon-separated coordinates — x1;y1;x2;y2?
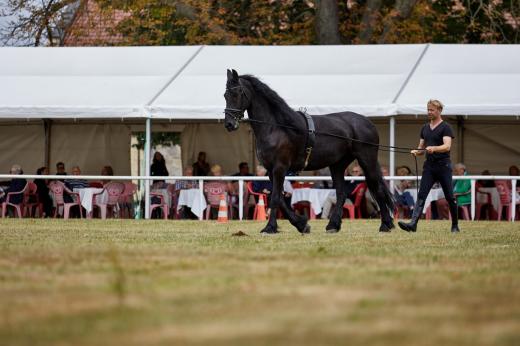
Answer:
260;168;285;234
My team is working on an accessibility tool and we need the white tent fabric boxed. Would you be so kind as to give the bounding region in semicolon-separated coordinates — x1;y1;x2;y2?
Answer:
1;44;519;119
0;46;201;119
396;44;520;116
150;45;426;118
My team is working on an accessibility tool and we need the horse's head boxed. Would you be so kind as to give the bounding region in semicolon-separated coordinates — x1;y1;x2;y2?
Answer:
224;69;250;132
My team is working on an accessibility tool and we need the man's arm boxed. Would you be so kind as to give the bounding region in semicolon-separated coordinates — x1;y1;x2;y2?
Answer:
425;136;452;154
411;139;425;156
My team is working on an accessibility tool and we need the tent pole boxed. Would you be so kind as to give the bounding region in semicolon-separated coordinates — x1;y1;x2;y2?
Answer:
145;118;151;219
389;116;395;191
457;116;464;163
44;119;52;169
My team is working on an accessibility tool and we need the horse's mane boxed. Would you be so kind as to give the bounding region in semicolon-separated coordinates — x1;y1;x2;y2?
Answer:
240;74;297;124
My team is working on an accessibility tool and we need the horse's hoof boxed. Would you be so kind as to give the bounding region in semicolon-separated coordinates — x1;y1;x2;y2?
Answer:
299;224;311;234
260;228;279;235
379;224;392;233
326;228;340;234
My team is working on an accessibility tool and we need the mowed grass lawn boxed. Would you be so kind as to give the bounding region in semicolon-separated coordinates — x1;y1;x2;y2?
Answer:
1;218;519;346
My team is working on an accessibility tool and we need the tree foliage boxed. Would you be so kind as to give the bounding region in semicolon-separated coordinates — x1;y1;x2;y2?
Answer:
1;0;519;46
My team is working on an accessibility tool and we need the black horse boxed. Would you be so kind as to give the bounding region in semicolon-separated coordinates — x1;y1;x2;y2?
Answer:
224;69;394;234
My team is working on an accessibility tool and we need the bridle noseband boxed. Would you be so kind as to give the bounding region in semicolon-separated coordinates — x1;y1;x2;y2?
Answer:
224;84;250;123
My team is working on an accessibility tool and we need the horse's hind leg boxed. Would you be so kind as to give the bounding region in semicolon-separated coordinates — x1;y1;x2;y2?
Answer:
326;159;352;233
279;198;310;234
356;150;395;232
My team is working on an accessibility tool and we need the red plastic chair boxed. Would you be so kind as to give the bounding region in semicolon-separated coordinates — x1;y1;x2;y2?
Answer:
343;183;367;219
495;180;512;221
246;181;269;220
24;181;43;218
48;181;83;219
92;182;125;219
1;182;28;218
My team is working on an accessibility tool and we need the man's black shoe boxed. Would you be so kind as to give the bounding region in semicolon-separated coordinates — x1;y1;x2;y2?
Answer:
398;221;417;233
451;225;460;233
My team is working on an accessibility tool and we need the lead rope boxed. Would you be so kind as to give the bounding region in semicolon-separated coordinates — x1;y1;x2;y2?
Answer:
244;117;424;197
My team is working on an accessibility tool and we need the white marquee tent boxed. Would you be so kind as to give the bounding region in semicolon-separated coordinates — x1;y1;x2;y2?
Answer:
0;44;519;180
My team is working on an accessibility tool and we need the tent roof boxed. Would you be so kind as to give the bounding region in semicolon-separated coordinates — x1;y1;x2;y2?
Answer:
150;45;425;118
0;44;519;119
0;46;200;119
396;44;520;116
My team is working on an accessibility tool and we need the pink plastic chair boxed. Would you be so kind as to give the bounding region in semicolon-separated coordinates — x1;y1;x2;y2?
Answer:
1;182;28;218
150;192;168;219
495;180;512;221
92;182;125;219
24;182;43;218
118;182;138;218
204;182;230;220
48;181;83;219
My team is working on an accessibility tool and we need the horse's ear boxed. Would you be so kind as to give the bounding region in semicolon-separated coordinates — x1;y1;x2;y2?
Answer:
231;69;239;81
227;69;233;80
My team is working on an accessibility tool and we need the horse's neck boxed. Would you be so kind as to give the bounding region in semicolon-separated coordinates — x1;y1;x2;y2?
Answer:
247;96;293;136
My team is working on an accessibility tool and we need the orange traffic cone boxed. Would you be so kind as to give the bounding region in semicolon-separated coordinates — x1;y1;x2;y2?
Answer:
255;195;267;221
217;194;228;223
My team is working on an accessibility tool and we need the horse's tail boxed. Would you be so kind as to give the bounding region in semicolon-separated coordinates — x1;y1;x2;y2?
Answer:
380;172;395;215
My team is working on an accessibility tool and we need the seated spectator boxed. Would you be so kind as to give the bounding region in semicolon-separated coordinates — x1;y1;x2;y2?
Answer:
437;163;471;219
175;167;198;191
35;166;53;217
478;169;495;188
56;161;67;176
204;164;229;198
203;164;229;218
233;162;253;177
320;165;363;220
394;165;415;215
101;165;114;176
0;165;27;207
65;166;90;190
230;162;253;195
192;151;210;176
174;167;199;219
151;151;169;188
252;165;272;198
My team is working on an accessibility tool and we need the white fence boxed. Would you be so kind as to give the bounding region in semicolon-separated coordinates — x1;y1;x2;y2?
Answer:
0;175;517;222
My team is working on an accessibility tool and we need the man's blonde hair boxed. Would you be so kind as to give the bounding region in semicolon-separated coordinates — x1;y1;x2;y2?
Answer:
428;99;444;112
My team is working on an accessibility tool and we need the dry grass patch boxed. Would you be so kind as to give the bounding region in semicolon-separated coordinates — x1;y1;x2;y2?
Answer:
0;218;519;346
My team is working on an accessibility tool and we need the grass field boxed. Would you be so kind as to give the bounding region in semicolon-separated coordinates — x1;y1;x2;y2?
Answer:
1;218;519;346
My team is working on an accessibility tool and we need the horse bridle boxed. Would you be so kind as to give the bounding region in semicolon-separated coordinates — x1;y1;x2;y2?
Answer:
224;84;250;122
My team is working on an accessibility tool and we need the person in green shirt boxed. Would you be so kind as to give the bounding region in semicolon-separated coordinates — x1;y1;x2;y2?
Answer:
437;163;471;219
453;163;471;206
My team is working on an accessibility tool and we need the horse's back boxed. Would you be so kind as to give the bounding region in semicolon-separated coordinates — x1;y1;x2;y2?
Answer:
313;111;378;141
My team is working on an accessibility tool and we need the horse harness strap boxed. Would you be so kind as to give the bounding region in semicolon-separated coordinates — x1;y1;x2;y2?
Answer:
297;111;316;170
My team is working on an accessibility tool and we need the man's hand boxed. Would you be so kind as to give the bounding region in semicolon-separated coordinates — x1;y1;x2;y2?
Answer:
425;146;436;154
411;149;421;156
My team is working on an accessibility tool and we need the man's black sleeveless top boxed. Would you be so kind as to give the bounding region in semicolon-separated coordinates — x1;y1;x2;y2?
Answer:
420;121;454;162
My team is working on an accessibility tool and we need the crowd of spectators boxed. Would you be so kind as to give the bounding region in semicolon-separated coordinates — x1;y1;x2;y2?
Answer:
1;149;518;221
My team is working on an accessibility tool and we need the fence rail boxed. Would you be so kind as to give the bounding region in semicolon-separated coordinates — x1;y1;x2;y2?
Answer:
0;175;517;222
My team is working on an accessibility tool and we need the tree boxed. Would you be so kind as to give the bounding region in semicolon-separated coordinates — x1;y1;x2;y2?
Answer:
0;0;81;46
315;0;341;44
